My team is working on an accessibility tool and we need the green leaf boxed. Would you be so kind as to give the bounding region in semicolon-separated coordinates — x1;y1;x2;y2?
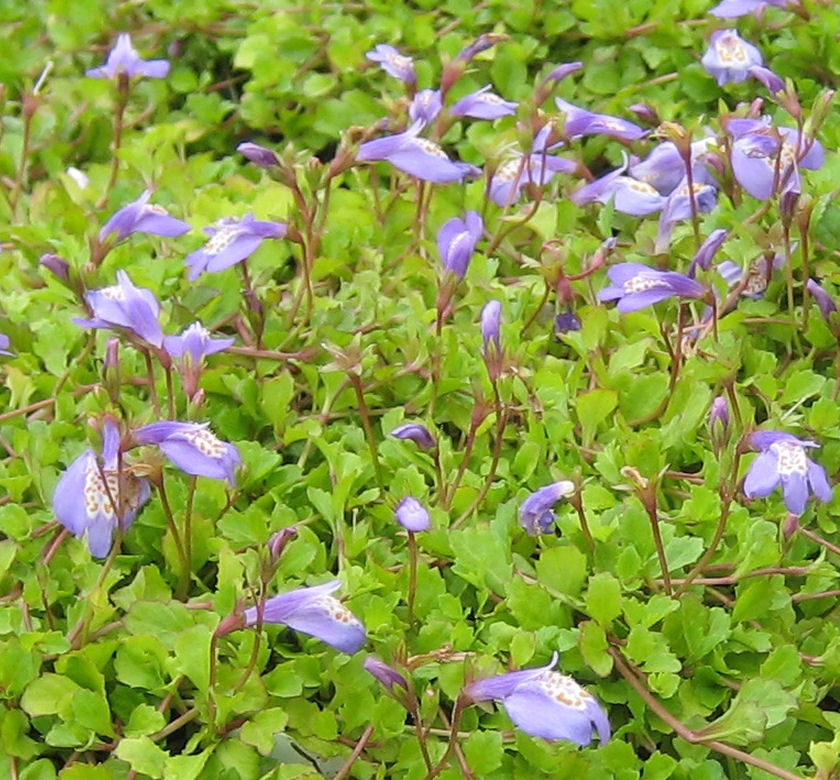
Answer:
115;737;167;779
585;572;622;626
463;730;504;774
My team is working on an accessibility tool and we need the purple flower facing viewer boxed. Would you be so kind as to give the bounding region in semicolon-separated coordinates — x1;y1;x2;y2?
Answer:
555;98;646;141
364;657;408;692
86;33;170;80
807;279;837;323
391;423;436;450
366;44;416;85
357;122;480;184
701;30;763;86
396;497;431;532
409;89;443;124
244;580;366;654
599;264;708;313
133;421;241;484
744;431;832;515
164;322;234;362
99;190;190;243
438;211;483;279
450;85;518;120
75;270;164;348
710;0;793;17
519;481;575;536
465;654;610;746
54;420;151;558
185;214;287;281
655;177;718;252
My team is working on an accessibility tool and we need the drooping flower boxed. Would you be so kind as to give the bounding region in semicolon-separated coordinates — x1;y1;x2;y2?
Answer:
709;0;794;17
99;190;190;243
364;657;408;692
450;85;518;120
807;279;837;323
555;98;646;141
74;270;164;348
0;334;13;357
357;122;480;184
571;165;666;216
489;125;576;206
237;142;280;169
53;420;151;558
391;423;436;450
366;44;416;85
409;89;443;124
438;211;483;279
598;264;708;313
465;654;610;746
133;421;241;484
701;30;763;86
481;300;502;352
86;33;170;80
244;579;366;654
655;176;718;252
395;496;431;532
743;431;832;515
185;214;287;281
519;481;576;535
688;229;729;276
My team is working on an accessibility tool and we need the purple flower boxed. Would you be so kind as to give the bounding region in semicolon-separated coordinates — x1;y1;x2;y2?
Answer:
710;0;794;17
185;214;287;281
244;579;366;654
0;334;13;357
655;177;718;253
164;322;234;362
438;211;483;278
481;300;502;352
555;98;646;141
807;279;837;323
629;139;714;196
717;254;784;299
749;66;786;94
701;30;763;86
133;421;241;484
519;481;575;535
465;654;610;746
395;496;431;532
40;253;70;282
357;122;480;184
391;423;436;450
99;190;190;243
455;33;508;64
409;89;443;124
709;396;731;434
237;142;280;169
86;33;170;80
451;85;518;120
364;657;408;691
571;167;665;216
744;431;832;515
53;420;151;558
365;44;416;85
555;310;582;334
599;264;708;313
688;229;729;276
542;62;584;85
489;126;576;206
75;270;164;348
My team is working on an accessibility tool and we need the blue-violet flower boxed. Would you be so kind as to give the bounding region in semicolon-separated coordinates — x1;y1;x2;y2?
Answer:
395;497;431;532
86;33;170;79
599;264;708;313
99;190;190;243
701;30;763;86
519;481;575;535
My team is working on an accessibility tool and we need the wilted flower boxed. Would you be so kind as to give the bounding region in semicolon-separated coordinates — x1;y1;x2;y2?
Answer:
701;30;763;86
409;89;443;124
0;334;13;357
465;654;610;746
807;279;837;323
450;85;518;120
133;421;241;484
244;580;366;654
86;33;170;80
357;122;480;184
75;270;164;348
438;211;483;278
366;44;416;85
481;300;502;352
519;481;575;535
237;142;280;169
364;657;408;691
53;420;151;557
709;0;793;17
743;431;832;515
395;496;431;532
391;423;436;450
555;97;646;141
99;190;190;243
688;229;729;276
185;214;288;281
599;264;708;313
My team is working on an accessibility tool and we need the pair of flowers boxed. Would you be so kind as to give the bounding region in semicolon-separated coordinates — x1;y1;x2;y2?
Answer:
54;419;240;557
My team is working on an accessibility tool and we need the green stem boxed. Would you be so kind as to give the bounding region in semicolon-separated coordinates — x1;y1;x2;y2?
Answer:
349;373;385;487
158;479;189;599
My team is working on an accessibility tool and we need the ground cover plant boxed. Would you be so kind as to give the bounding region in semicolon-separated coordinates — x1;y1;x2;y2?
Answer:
2;0;840;777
